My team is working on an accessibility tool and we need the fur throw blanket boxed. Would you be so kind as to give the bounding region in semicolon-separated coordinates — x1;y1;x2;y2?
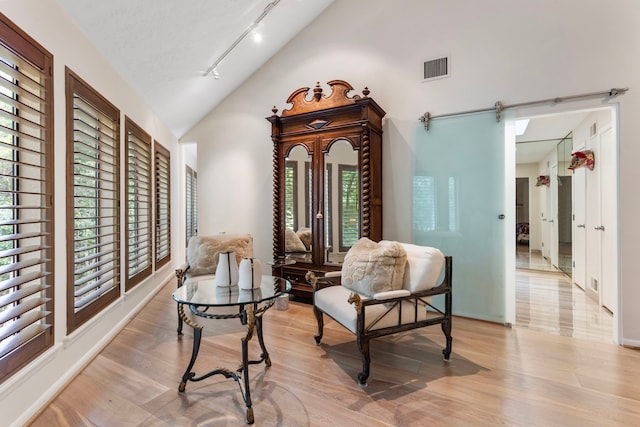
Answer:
341;238;407;297
187;234;253;276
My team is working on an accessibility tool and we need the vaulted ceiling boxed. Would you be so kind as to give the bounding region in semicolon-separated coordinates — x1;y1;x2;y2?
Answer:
54;0;584;160
54;0;333;138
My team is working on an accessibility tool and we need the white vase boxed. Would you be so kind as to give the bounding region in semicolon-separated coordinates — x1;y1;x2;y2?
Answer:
238;257;262;289
215;251;239;287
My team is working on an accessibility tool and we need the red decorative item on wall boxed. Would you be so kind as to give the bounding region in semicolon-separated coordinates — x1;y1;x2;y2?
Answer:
568;150;595;171
536;175;550;187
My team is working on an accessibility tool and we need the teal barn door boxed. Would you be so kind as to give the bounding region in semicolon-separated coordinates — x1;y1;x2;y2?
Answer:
413;112;507;323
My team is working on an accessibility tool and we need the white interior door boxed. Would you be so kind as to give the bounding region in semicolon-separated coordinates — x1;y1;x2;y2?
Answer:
572;164;586;290
585;134;602;301
600;127;616;312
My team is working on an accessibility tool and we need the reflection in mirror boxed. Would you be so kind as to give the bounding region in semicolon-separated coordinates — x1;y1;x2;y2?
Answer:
325;139;358;264
284;145;312;262
557;132;573;275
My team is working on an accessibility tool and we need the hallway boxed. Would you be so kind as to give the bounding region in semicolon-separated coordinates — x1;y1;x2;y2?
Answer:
515;248;614;344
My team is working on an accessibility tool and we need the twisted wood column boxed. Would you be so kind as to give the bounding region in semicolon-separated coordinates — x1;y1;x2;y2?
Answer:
360;123;371;238
272;138;281;261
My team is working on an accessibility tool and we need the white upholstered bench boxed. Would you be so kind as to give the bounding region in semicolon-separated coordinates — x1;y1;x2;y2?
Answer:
308;239;452;386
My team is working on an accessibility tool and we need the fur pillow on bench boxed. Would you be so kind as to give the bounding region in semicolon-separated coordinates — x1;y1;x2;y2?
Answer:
187;234;253;276
341;238;407;297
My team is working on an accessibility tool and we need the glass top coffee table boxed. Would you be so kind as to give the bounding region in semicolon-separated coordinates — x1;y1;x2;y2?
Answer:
172;276;291;424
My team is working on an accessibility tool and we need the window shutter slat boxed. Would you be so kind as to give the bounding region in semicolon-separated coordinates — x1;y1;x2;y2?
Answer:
0;283;49;309
0;323;50;359
0;257;49;276
0;310;49;343
0;271;47;293
74;118;117;146
0;104;45;134
0;122;47;145
0;296;50;325
74;282;115;310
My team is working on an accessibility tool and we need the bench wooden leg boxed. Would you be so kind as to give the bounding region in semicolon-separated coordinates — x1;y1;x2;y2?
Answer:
356;335;370;386
313;306;324;345
441;319;452;360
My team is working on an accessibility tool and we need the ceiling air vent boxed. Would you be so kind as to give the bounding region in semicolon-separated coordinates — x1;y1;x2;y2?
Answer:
423;56;449;81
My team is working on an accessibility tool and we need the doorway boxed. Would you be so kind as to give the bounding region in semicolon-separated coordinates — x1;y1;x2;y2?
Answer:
512;106;617;344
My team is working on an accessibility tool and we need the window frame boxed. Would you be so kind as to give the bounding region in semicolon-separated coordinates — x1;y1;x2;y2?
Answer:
154;141;170;269
124;117;152;291
65;68;121;332
185;165;197;246
0;13;55;382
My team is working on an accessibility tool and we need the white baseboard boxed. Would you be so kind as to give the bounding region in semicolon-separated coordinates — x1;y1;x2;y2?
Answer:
622;338;640;349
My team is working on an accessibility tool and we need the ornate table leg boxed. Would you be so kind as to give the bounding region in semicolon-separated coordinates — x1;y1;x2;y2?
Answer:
175;268;186;335
241;304;256;424
255;312;271;367
177;303;203;392
176;300;276;424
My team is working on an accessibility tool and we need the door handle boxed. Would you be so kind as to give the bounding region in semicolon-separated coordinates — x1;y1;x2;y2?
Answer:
577;224;586;228
548;219;554;223
594;225;605;231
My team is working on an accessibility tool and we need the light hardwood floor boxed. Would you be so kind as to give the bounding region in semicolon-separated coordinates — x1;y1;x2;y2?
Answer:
516;248;613;343
28;278;639;426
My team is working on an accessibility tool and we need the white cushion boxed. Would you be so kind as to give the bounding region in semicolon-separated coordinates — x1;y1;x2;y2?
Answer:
314;285;431;333
386;242;444;293
373;289;411;300
341;238;407;297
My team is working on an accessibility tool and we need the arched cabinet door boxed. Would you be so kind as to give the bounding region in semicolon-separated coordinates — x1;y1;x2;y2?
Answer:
267;80;386;302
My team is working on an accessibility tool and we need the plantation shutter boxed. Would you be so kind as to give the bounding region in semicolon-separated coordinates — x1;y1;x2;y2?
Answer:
154;142;170;268
66;68;120;332
339;165;359;251
284;161;297;231
185;166;197;246
0;17;54;381
192;171;197;237
185;165;193;246
125;118;152;290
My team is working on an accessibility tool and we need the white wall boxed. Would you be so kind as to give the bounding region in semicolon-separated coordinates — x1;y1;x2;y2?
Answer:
184;0;640;346
1;2;181;425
